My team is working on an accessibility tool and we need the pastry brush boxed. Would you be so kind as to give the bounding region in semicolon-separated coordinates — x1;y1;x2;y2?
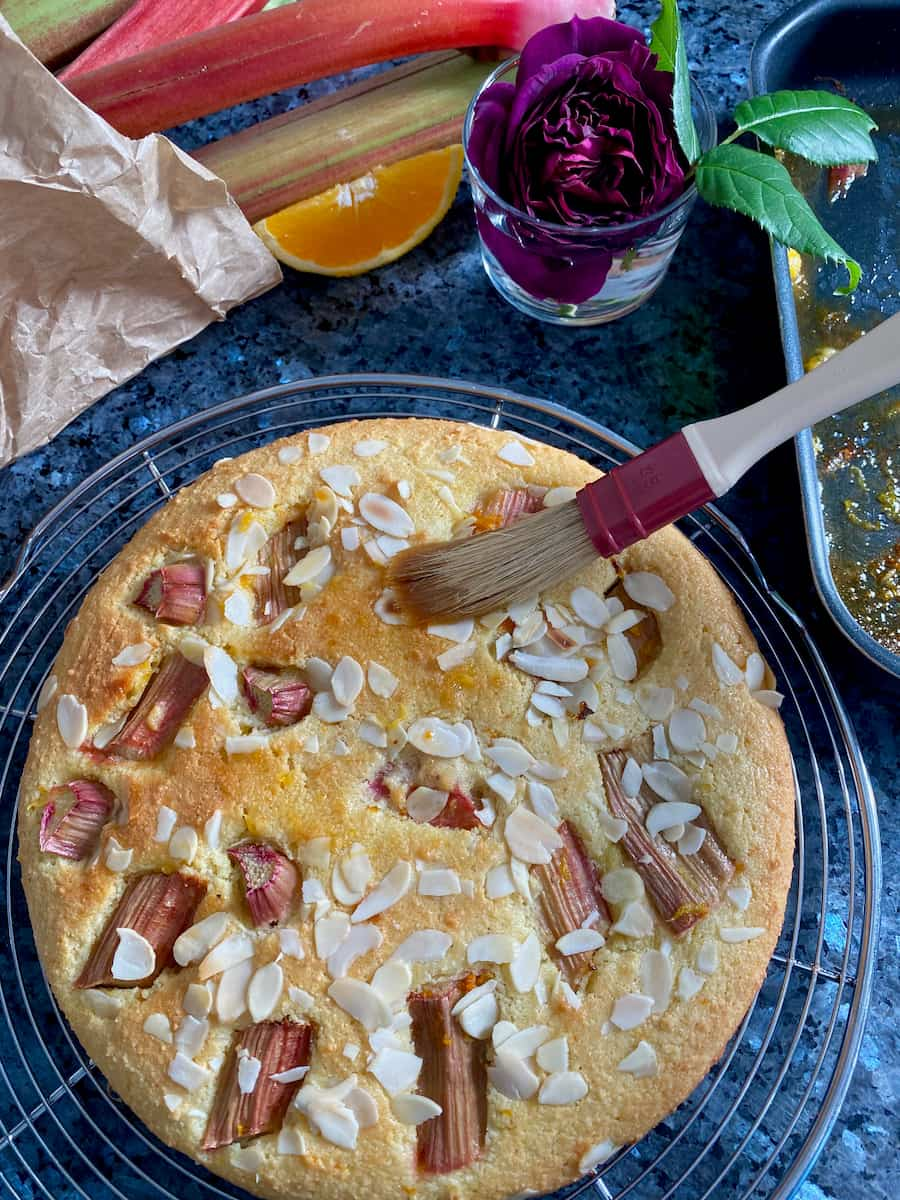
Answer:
389;309;900;618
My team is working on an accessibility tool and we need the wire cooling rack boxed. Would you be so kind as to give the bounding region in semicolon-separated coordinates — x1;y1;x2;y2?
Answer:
0;376;881;1200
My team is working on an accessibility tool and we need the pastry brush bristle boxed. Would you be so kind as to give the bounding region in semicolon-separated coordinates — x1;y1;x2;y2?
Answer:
387;500;597;619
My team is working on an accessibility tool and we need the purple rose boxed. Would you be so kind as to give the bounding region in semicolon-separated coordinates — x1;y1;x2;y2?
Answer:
467;16;687;304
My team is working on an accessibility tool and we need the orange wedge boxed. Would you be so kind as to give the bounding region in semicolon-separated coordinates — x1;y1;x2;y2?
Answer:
253;145;464;277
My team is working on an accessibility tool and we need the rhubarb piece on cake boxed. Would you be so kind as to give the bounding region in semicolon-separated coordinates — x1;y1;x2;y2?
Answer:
254;519;306;624
228;842;298;926
241;667;312;727
532;820;610;985
409;978;488;1173
473;488;544;531
105;653;208;759
39;780;115;860
203;1019;313;1150
429;786;481;831
75;872;206;988
135;560;207;626
600;746;734;935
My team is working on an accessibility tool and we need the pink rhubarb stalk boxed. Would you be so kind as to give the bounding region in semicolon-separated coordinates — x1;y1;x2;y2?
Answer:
409;977;487;1174
60;0;268;80
196;52;496;224
76;872;206;988
203;1019;313;1150
228;842;298;927
135;560;207;626
241;666;311;728
429;786;481;831
39;779;116;860
475;487;544;531
533;820;610;985
254;519;305;625
106;652;208;760
2;0;130;68
65;0;614;138
600;747;734;935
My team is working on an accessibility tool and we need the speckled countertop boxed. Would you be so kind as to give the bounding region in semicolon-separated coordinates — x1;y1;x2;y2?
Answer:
0;0;896;1197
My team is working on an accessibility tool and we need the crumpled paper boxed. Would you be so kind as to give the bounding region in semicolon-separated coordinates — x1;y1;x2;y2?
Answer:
0;15;282;466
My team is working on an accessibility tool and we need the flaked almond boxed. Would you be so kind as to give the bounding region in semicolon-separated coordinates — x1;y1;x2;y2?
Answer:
604;581;662;678
504;806;563;865
359;492;414;538
57;694;88;749
76;872;205;988
327;923;382;980
497;441;534;467
135;560;206;626
369;1045;423;1094
389;930;453;964
203;1020;313;1149
538;1071;588;1105
352;861;412;923
106;654;208;760
228;842;298;927
488;1052;539;1100
39;780;115;860
235;473;276;508
248;962;284;1022
328;977;392;1031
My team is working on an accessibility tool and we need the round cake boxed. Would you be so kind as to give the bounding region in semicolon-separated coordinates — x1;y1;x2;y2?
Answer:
18;417;794;1200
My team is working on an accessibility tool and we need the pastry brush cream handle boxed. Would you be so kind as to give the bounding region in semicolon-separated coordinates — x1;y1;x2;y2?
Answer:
683;309;900;496
576;310;900;558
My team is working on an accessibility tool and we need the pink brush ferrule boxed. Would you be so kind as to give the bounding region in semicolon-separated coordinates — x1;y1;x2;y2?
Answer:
576;432;715;557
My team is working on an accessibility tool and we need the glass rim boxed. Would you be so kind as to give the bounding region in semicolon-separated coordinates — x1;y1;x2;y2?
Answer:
462;56;716;238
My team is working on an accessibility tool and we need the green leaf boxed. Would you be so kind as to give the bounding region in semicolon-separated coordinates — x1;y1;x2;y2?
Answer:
732;90;878;165
695;144;861;293
650;0;701;164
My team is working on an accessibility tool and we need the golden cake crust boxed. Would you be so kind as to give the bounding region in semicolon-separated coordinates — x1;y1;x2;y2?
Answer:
18;417;794;1200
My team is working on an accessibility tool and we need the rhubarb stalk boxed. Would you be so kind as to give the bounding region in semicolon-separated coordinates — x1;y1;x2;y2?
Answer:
241;666;311;727
600;748;734;935
65;0;614;138
60;0;268;79
39;780;115;860
533;821;610;985
76;872;206;988
106;653;208;760
254;520;305;624
429;786;481;831
409;978;487;1174
228;842;298;926
203;1020;313;1150
473;487;544;532
135;560;207;626
196;52;496;224
1;0;130;67
605;580;662;678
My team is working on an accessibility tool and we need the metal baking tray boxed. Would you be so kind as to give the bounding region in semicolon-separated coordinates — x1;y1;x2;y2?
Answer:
751;0;900;677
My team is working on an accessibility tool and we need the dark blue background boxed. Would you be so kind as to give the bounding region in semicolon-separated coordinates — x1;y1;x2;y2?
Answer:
0;2;896;1196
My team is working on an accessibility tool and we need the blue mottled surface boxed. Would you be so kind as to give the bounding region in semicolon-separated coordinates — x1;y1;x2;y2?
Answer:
0;0;897;1196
